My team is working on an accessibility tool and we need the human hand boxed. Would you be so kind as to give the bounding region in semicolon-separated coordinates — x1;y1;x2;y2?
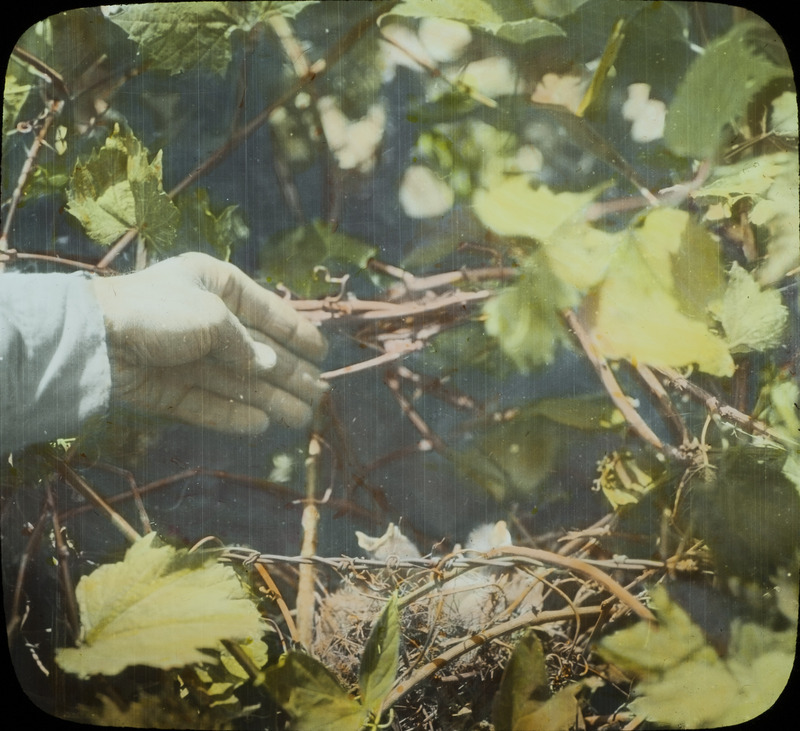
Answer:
90;253;328;434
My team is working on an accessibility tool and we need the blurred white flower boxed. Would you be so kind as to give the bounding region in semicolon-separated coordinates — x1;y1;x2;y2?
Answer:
461;56;522;99
531;72;587;113
399;164;455;218
622;83;667;142
317;96;386;173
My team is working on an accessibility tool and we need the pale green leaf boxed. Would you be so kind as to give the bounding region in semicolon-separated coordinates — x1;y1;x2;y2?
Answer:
263;652;366;731
359;593;400;719
691;152;796;210
56;533;266;678
599;586;709;675
600;586;796;728
66;125;179;251
594;451;659;511
542;222;619;290
664;21;791;160
472;176;602;240
388;0;565;43
770;91;798;136
714;262;788;353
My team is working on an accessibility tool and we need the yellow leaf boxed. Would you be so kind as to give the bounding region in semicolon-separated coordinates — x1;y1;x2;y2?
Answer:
56;533;266;678
586;210;734;376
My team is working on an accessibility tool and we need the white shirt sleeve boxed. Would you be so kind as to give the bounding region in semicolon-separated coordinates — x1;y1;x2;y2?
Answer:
0;271;111;453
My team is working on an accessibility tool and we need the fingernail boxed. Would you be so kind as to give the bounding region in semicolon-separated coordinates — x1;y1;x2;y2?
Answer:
253;342;278;370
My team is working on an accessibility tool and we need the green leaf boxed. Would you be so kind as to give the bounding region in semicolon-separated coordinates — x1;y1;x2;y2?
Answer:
713;262;788;353
107;2;235;75
664;21;792;160
492;629;549;729
106;2;316;76
55;532;266;678
599;586;796;727
482;16;566;44
263;652;366;731
387;0;503;25
484;252;578;372
359;594;400;720
451;409;562;501
492;629;580;731
586;208;734;376
260;220;377;298
66;125;179;252
387;0;565;43
3;71;33;136
178;189;250;262
527;394;624;431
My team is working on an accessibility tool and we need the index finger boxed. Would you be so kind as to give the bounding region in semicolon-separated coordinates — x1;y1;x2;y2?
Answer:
179;252;328;363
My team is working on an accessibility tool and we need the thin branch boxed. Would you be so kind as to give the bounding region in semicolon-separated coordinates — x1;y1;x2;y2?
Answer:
487;545;656;623
296;430;323;649
381;605;602;712
654;365;793;445
561;309;684;461
54;460;141;544
1;99;63;268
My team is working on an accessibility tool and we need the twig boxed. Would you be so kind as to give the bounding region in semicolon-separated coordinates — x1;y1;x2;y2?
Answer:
633;362;691;446
6;499;51;643
561;309;683;461
295;431;323;649
384;368;448;453
369;259;518;295
381;605;602;712
251;562;300;644
321;340;425;380
655;365;793;445
45;480;80;642
54;460;141;544
487;545;656;623
1;99;62;269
